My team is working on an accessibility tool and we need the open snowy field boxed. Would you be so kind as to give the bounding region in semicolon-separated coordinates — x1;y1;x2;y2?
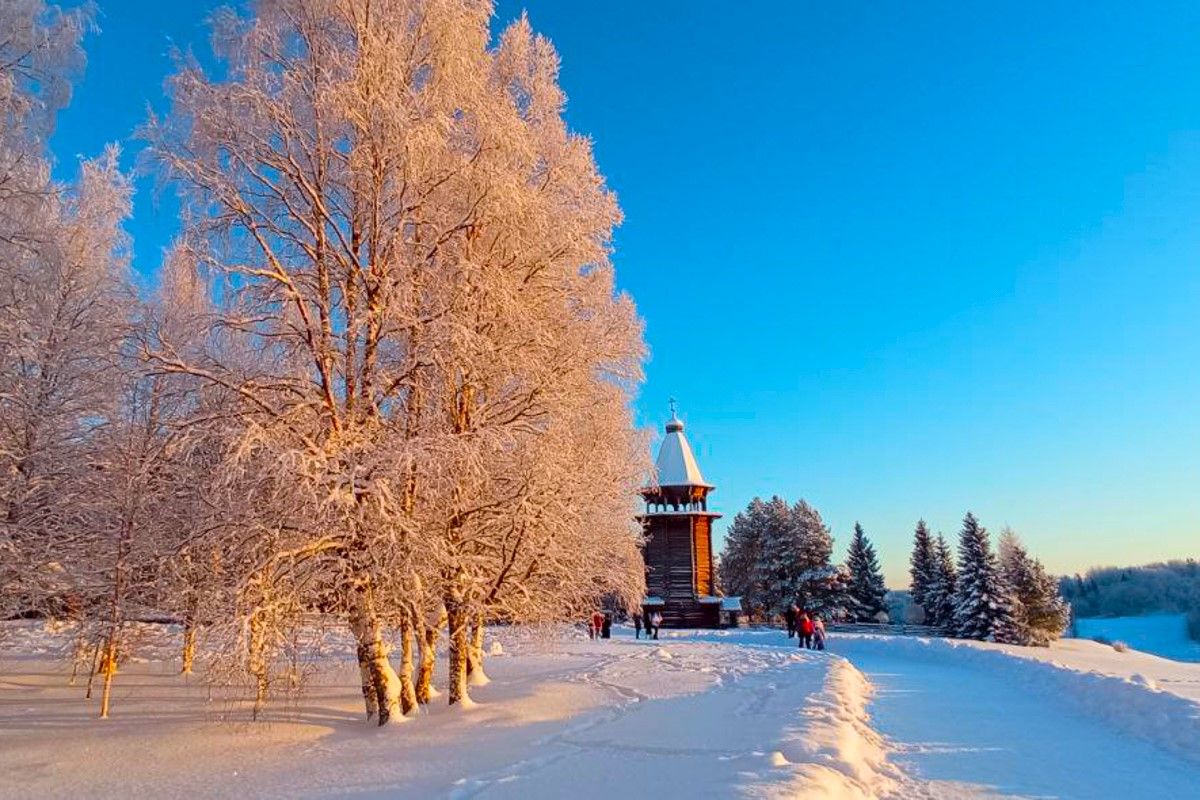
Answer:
2;624;1199;799
1074;614;1200;663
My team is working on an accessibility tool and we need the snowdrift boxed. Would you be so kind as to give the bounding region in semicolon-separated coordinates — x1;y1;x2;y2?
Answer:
750;658;901;799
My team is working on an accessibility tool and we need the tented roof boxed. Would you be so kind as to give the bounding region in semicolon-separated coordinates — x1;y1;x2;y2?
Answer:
654;413;712;488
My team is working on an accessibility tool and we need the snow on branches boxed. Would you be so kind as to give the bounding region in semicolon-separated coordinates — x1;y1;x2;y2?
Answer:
3;0;649;724
134;0;649;721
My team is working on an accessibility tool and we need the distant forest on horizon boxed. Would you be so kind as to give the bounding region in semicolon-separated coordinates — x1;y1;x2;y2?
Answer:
1058;560;1200;641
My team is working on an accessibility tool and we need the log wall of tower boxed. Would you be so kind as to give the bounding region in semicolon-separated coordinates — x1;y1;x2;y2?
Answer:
693;516;713;596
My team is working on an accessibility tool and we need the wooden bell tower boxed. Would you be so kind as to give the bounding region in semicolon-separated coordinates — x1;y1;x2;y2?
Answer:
638;403;722;628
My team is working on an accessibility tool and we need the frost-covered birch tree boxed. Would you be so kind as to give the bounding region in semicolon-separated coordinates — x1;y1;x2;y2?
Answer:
0;0;106;619
143;0;647;722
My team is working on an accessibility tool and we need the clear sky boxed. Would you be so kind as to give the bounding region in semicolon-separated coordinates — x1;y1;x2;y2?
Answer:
50;1;1200;586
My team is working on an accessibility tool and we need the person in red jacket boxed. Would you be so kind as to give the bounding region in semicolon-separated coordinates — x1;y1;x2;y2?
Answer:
799;612;815;649
591;610;605;641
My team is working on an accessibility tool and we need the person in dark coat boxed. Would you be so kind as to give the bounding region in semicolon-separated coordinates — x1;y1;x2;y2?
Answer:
784;604;798;638
601;611;613;639
632;611;644;639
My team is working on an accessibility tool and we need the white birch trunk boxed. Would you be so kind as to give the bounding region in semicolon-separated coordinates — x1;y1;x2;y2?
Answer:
466;611;489;687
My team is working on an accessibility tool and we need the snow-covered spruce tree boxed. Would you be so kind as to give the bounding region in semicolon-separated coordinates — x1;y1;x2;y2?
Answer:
719;497;836;618
719;498;771;615
751;497;826;614
795;564;853;620
923;533;958;631
952;513;1019;642
145;0;646;721
846;523;888;622
999;529;1070;646
759;498;836;614
908;519;935;624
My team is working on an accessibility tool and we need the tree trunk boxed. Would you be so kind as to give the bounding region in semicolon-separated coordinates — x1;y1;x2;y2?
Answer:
356;642;378;720
466;611;489;686
98;627;119;719
416;613;441;704
445;594;470;707
181;618;197;675
398;613;418;715
69;633;86;686
349;588;403;725
248;611;269;721
85;642;100;699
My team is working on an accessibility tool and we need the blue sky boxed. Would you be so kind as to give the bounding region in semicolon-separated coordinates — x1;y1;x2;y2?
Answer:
51;1;1200;585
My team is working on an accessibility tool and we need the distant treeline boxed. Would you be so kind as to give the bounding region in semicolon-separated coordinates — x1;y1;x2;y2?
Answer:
1060;560;1200;641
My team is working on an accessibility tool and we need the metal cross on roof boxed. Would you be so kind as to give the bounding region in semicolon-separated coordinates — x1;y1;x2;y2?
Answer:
668;397;678;417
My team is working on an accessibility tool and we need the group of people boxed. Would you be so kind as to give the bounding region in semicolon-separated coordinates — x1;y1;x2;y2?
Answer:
589;609;663;640
587;610;613;640
632;610;663;640
783;604;827;650
584;605;824;648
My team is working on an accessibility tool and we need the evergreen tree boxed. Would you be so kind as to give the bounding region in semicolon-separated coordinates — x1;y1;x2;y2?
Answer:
719;497;770;613
952;512;1019;642
719;496;838;618
999;529;1070;646
796;564;853;619
846;522;888;621
924;533;957;630
908;519;935;623
792;499;835;575
751;496;806;613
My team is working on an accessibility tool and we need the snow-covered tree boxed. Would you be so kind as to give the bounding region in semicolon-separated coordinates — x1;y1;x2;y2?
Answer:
1;147;132;624
143;0;648;722
923;533;957;631
748;497;802;613
999;529;1070;646
0;0;93;251
753;497;834;614
795;564;853;620
719;497;769;613
0;0;106;621
952;512;1019;642
720;496;837;617
908;519;935;623
846;523;888;621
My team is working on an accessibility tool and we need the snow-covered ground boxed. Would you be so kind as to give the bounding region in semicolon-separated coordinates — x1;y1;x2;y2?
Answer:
1074;613;1200;663
0;623;890;799
2;623;1199;799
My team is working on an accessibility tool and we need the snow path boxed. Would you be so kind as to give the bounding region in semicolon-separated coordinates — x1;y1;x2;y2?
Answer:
834;636;1200;799
443;642;888;799
662;629;1200;799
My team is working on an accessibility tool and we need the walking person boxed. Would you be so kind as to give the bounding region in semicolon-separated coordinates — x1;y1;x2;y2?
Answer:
650;611;663;640
633;611;644;639
784;603;798;638
813;615;826;651
601;611;613;639
798;611;814;649
592;610;605;642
